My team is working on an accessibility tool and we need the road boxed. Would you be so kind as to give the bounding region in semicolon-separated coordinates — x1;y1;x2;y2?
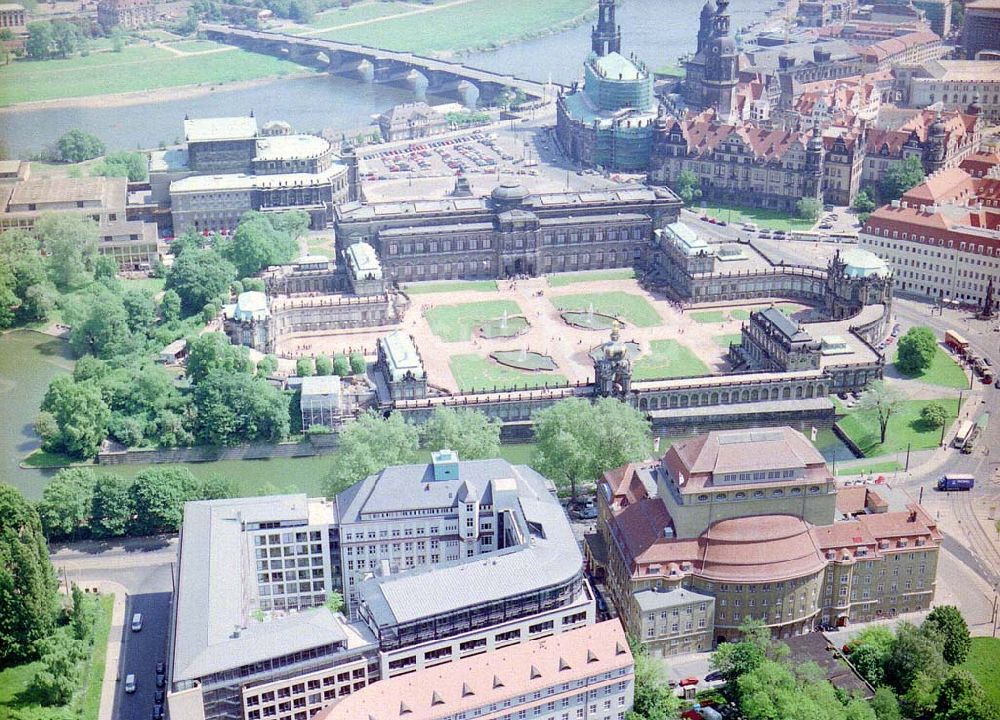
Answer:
52;537;176;720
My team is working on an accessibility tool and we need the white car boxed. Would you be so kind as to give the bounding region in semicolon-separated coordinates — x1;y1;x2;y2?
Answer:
125;674;136;694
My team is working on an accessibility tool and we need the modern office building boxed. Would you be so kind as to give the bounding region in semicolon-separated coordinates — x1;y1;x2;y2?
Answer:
315;622;634;720
169;455;595;719
588;428;941;656
963;0;1000;59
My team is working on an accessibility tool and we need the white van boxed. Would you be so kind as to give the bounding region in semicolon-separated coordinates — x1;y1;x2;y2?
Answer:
131;613;142;632
125;674;136;693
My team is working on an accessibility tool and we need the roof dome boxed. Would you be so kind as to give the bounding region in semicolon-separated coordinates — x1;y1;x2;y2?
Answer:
701;0;717;17
699;514;826;583
841;248;890;278
491;182;529;203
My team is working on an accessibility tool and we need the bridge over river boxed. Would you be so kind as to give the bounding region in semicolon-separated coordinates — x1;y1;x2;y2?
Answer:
202;24;563;106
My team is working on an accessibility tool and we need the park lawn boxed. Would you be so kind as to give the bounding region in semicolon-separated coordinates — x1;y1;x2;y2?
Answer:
121;277;166;295
835;398;959;457
730;304;796;321
633;340;710;380
834;460;902;477
690;310;727;324
318;0;593;53
960;637;1000;709
0;662;40;720
402;280;497;295
547;268;635;287
142;29;182;41
892;345;968;390
0;46;311;106
699;204;816;232
713;333;742;348
167;39;230;53
551;292;662;328
303;0;414;31
305;236;334;254
425;300;522;342
449;354;566;392
79;595;114;719
21;449;82;469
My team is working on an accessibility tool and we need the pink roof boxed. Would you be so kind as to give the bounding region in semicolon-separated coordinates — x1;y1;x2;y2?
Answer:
315;623;633;720
698;514;827;582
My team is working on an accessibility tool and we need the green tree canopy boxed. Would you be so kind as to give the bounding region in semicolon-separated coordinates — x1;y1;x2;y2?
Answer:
296;356;315;377
933;668;999;720
853;187;877;214
922;605;971;665
325;410;419;496
192;373;290;446
349;352;366;375
627;638;682;720
164;247;236;316
532;397;650;500
0;484;58;667
69;290;135;359
221;211;299;278
55;128;106;163
38;376;111;459
34;214;98;291
130;467;200;535
885;621;947;694
870;686;902;720
92;151;148;182
880;155;926;202
673;169;702;205
0;229;51;326
896;326;938;374
796;197;821;221
920;401;949;430
314;355;333;376
185;332;252;385
419;407;502;461
91;472;134;538
858;379;905;445
36;467;96;541
159;289;182;322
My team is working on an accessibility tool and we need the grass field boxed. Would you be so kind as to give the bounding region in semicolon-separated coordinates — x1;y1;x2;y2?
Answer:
633;340;710;380
425;300;522;342
960;637;1000;709
547;268;635;287
691;310;727;324
449;354;566;392
835;398;959;457
713;333;742;348
691;304;795;324
0;594;113;720
892;345;969;390
0;46;311;106
402;280;498;295
315;0;593;53
297;0;414;32
551;292;662;328
698;204;816;232
834;460;903;477
122;277;166;295
167;39;230;53
142;29;182;41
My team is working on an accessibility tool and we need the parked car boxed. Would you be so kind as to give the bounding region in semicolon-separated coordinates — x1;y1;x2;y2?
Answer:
151;705;164;720
154;690;164;704
131;613;142;632
705;671;726;682
125;674;137;694
679;677;700;687
155;662;166;689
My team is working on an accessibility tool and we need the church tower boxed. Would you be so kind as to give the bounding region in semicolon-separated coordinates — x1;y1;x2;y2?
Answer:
697;0;717;54
592;0;621;56
702;0;739;120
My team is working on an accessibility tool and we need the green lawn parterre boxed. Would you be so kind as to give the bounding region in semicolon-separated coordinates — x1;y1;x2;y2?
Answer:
425;300;522;342
698;204;817;232
959;637;1000;710
551;292;662;328
0;46;311;106
546;268;635;287
448;354;567;392
835;397;959;457
892;344;969;390
632;340;710;380
713;333;742;348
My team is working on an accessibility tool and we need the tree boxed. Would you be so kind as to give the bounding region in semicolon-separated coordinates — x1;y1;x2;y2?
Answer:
256;354;278;378
846;626;895;687
870;687;902;720
30;632;85;704
221;212;298;278
710;618;772;688
325;410;419;496
885;622;947;695
34;214;99;291
36;468;96;540
314;355;333;376
50;19;81;57
121;289;158;337
920;401;949;430
349;352;366;375
796;197;821;221
69;291;134;359
185;332;252;384
296;356;315;377
628;638;682;720
164;247;236;316
39;377;111;459
533;397;650;500
853;187;877;215
159;289;182;322
193;373;290;447
324;591;344;615
0;229;52;326
922;605;971;665
93;254;119;284
92;151;147;182
0;484;58;667
130;467;199;535
858;379;905;445
68;584;96;642
673;169;702;205
25;20;53;59
896;326;938;375
55;129;105;163
880;155;926;202
420;407;502;460
333;354;350;376
90;472;134;538
934;668;999;720
268;210;310;240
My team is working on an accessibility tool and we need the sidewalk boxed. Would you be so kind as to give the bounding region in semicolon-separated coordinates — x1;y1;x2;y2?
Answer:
92;581;128;720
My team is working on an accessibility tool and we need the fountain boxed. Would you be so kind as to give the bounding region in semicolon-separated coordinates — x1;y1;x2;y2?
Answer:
519;346;527;361
480;312;529;339
587;302;595;324
560;306;620;330
492;348;558;371
500;309;508;329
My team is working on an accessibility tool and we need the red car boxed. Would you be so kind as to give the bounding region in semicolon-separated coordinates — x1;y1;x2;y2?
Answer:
679;677;699;687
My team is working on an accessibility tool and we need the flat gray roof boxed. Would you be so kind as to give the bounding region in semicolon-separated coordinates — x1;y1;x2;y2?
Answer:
184;116;258;143
633;587;715;612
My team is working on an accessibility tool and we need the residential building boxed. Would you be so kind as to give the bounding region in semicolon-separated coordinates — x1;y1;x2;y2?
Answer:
334;182;681;281
315;622;634;720
377;102;448;142
963;0;1000;59
556;0;659;170
97;0;156;30
648;110;825;213
896;60;1000;122
857;31;945;71
587;428;941;655
859;169;1000;303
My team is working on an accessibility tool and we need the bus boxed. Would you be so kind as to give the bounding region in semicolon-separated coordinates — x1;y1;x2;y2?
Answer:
944;330;969;354
952;420;975;449
829;232;859;243
791;231;822;242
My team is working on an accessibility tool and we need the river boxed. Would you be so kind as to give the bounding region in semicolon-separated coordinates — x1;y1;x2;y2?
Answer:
0;0;776;156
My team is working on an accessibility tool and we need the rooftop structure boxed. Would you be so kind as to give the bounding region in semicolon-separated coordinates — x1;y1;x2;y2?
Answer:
315;622;634;720
345;241;382;280
378;330;424;381
300;375;343;429
232;291;269;322
184;116;259;143
254;134;330;162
